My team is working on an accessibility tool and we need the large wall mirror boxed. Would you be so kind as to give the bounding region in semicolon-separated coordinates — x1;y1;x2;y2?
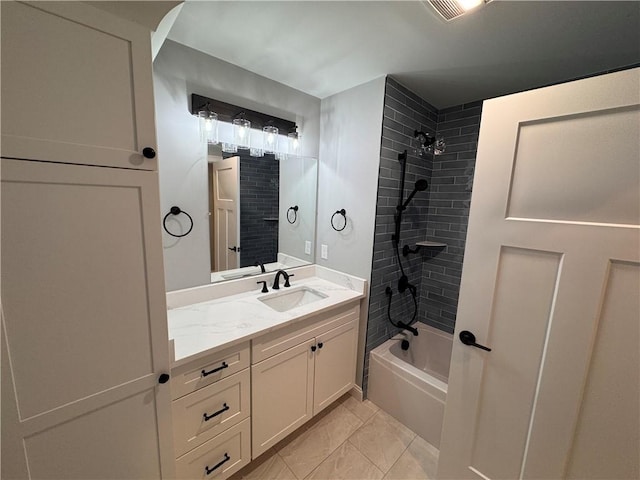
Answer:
207;147;317;282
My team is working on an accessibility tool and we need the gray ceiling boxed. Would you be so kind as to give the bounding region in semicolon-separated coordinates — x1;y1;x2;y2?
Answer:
167;1;640;108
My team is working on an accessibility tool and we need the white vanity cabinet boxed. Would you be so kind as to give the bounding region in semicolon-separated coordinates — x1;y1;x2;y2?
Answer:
1;1;158;170
1;2;174;479
251;303;359;458
171;343;252;479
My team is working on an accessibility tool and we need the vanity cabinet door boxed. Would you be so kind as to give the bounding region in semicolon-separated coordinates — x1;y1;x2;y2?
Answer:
1;159;174;478
313;319;358;415
251;339;315;458
0;1;157;170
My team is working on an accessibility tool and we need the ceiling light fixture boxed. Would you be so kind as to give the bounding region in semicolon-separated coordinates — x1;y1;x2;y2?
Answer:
426;0;492;21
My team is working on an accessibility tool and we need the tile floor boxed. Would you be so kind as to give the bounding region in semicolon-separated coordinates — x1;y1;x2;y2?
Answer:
231;394;439;480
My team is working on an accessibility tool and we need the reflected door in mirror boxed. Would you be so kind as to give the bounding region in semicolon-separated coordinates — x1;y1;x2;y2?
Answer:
209;156;240;271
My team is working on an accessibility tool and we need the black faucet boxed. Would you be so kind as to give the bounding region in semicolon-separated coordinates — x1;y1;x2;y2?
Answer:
254;262;266;273
397;321;419;336
272;270;294;290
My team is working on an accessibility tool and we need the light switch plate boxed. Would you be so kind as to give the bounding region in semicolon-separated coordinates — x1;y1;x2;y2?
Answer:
321;244;328;259
305;241;311;255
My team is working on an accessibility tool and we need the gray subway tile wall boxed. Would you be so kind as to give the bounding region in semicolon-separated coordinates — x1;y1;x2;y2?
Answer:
364;77;439;393
363;76;482;395
420;101;482;334
224;151;280;268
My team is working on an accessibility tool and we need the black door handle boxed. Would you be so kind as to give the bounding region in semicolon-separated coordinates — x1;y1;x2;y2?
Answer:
228;246;240;252
459;331;492;352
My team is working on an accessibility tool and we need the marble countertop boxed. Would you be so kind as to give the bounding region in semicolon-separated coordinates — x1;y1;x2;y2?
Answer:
167;268;365;368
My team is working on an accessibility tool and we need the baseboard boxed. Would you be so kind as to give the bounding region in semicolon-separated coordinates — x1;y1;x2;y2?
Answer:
349;385;363;402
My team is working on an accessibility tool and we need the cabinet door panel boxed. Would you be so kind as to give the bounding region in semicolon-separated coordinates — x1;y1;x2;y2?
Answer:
313;320;357;415
1;159;174;477
0;1;156;170
251;339;315;458
23;390;163;480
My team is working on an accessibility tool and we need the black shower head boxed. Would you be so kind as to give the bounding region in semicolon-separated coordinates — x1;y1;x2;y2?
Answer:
401;179;429;210
415;179;429;192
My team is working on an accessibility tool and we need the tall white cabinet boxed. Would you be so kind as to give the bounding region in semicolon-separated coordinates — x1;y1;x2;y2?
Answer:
1;2;174;478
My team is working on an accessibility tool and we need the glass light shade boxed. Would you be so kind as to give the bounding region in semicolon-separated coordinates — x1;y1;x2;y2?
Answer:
262;125;279;154
233;118;251;149
222;143;237;154
198;111;219;144
287;132;300;156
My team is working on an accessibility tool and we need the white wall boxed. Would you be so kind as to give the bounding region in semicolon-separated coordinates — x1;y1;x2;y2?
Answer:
154;40;321;291
317;76;386;388
316;77;385;279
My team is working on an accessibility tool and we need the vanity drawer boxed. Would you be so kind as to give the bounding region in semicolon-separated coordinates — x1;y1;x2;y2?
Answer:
175;417;251;480
172;342;250;400
173;369;250;457
252;303;359;364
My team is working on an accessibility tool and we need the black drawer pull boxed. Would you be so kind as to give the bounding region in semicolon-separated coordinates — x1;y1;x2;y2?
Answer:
205;453;230;475
203;403;229;422
201;362;228;377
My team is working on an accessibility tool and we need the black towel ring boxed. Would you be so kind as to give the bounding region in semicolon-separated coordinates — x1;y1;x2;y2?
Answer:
331;209;347;232
287;205;299;224
163;206;194;238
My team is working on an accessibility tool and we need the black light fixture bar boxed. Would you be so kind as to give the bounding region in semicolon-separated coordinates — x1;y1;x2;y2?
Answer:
190;93;297;133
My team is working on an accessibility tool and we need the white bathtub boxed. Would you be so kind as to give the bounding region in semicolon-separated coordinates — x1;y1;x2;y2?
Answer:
368;322;453;448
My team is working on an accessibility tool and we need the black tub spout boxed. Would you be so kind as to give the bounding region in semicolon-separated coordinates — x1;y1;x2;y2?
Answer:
397;321;419;336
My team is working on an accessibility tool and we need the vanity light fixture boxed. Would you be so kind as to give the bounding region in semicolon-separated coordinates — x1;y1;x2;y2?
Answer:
287;128;301;156
426;0;493;21
263;123;279;154
233;114;251;150
197;106;219;145
190;94;300;157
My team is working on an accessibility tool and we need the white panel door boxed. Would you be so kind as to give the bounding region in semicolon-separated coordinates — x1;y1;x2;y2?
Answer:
0;1;157;170
1;159;174;479
212;156;240;270
438;68;640;480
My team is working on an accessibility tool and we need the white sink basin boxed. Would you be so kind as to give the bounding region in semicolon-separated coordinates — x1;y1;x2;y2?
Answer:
259;286;328;312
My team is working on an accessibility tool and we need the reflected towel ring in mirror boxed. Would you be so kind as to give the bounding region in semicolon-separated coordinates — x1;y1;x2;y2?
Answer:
287;205;299;224
331;209;347;232
163;206;194;238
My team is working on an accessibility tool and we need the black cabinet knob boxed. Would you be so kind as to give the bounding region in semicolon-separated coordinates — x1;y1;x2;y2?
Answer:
317;342;323;349
158;373;170;384
142;147;156;159
311;345;317;352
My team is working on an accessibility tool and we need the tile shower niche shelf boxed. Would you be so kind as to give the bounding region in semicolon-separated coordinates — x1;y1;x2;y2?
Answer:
416;241;447;247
